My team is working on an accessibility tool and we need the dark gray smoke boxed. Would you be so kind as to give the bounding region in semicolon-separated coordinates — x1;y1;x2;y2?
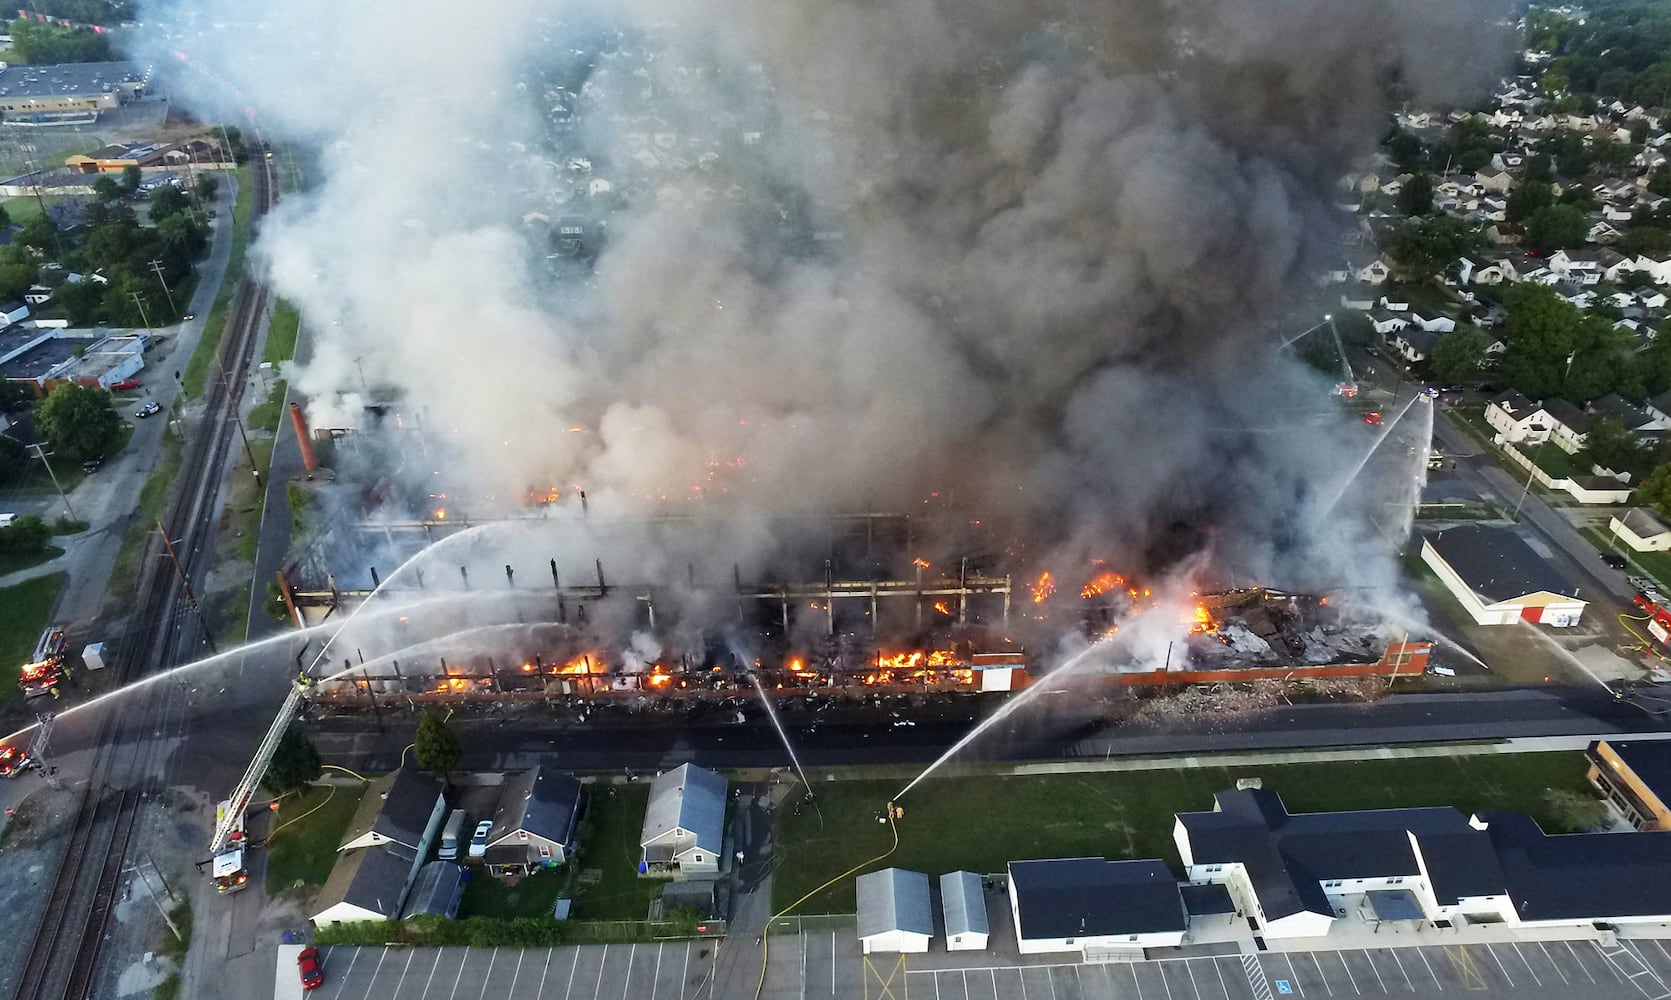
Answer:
133;0;1510;642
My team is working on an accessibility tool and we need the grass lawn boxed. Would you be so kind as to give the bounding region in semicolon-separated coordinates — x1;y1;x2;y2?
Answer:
264;300;300;365
0;573;64;709
265;783;365;895
0;545;63;575
773;753;1593;912
105;431;181;610
247;379;287;433
574;784;664;920
459;866;567;920
182;164;255;398
1583;525;1671;590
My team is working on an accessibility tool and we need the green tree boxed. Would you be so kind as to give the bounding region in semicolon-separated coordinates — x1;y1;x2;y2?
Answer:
0;514;50;555
5;18;112;63
1385;130;1426;172
17;215;58;254
148;184;191;221
1384;215;1481;280
1525;204;1588;254
1622;227;1671;258
1584;416;1647;473
1397;172;1433;217
1506;180;1553;223
1522;153;1553;184
264;723;322;795
34;382;121;461
0;246;38;302
413;710;461;785
1430;327;1490;384
90;175;122;203
0;433;29;479
1638;464;1671;522
53;280;103;325
194;173;220;201
1565;312;1642;403
120;163;141;194
1501;284;1581;399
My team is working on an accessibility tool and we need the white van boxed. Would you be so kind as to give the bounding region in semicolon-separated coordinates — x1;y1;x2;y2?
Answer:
0;513;16;528
438;809;466;860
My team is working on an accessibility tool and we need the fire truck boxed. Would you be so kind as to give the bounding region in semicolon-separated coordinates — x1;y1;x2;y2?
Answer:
213;799;251;894
17;627;69;699
0;743;32;778
1633;587;1671;649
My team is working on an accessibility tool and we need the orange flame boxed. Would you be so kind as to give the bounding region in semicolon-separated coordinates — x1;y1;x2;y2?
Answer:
1080;571;1125;599
912;558;931;570
1030;572;1055;604
933;601;951;615
1188;603;1219;634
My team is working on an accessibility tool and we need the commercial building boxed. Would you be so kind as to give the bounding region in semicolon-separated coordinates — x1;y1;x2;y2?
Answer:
1006;858;1187;955
1588;739;1671;831
0;328;147;392
0;61;150;120
65;140;172;174
1420;525;1586;626
856;868;933;954
639;763;726;879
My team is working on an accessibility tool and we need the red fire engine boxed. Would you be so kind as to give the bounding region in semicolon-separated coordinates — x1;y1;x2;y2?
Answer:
0;743;31;778
1633;588;1671;649
17;627;69;699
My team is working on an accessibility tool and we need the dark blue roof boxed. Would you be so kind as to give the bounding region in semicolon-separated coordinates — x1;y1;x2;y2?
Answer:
1008;858;1185;939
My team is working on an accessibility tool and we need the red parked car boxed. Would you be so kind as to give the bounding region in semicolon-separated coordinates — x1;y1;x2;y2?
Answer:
109;379;142;391
297;947;323;991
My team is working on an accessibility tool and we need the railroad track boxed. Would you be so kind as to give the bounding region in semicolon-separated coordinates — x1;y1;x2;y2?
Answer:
10;139;279;1000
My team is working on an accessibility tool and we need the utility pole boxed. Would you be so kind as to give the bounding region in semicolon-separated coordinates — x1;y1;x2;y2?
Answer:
220;372;261;485
157;519;217;655
147;259;177;317
26;443;75;521
129;291;153;333
129;855;182;940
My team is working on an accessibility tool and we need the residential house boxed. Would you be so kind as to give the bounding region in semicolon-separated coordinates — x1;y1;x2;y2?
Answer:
1588;739;1671;831
337;766;447;854
1379;293;1411;312
1609;507;1671;553
1475;168;1513;193
857;868;933;954
1421;525;1587;627
1488;221;1523;246
312;844;419;927
1547;249;1605;285
1470;259;1513;284
1540;398;1592;453
940;871;990;952
1392;326;1440;363
1408;311;1456;333
639;763;727;879
1484;390;1551;445
1369;309;1409;336
0;301;29;326
1588;393;1667;435
22;285;51;306
1356;257;1392;285
481;766;584;877
1589;220;1623;245
1007;858;1187;955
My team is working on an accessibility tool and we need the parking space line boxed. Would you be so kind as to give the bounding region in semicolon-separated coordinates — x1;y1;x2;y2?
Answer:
564;948;581;1000
1483;944;1514;989
622;943;635;1000
362;947;388;1000
1590;941;1626;982
1413;949;1441;992
419;949;444;1000
393;950;416;998
1184;959;1203;1000
476;948;498;1000
1361;951;1386;993
1128;960;1144;1000
330;948;360;1000
1385;949;1413;992
833;933;838;995
1049;966;1060;1000
509;948;526;998
991;969;998;999
1568;942;1599;983
1310;953;1333;997
595;944;608;1000
1020;966;1031;1000
1538;943;1569;986
1160;961;1175;1000
679;943;689;1000
1655;940;1671;968
1211;957;1230;1000
447;949;469;1000
1510;943;1540;987
537;948;554;999
801;935;807;1000
653;943;663;1000
1334;953;1359;996
1282;954;1306;997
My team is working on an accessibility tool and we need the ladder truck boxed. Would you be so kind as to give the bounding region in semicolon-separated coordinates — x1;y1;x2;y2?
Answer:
207;671;314;889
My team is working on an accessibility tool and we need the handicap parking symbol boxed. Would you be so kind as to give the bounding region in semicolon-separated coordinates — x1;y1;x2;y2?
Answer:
1275;981;1293;995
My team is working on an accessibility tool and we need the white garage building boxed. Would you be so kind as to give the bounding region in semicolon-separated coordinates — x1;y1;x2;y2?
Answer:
856;868;933;954
940;870;989;951
1007;858;1187;956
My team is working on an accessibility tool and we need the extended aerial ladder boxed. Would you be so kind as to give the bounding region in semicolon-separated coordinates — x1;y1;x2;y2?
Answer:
206;670;314;862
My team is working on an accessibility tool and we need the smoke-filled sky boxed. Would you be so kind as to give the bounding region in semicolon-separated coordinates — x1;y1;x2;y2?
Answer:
133;0;1509;610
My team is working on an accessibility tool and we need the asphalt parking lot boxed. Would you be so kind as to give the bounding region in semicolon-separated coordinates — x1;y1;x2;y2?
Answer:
292;936;1671;1000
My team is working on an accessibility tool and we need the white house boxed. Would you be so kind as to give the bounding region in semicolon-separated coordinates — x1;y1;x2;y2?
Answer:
1548;249;1604;285
1421;525;1586;627
1475;168;1513;193
312;845;418;928
1392;327;1440;363
1408;311;1456;333
337;766;447;854
1369;309;1409;336
1356;258;1392;285
1471;259;1513;284
940;871;990;951
639;763;727;879
1610;508;1671;552
1484;390;1552;445
857;868;933;954
1007;858;1187;955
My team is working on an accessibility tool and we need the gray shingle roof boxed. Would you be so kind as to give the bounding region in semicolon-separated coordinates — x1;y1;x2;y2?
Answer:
491;766;582;846
1424;525;1579;603
641;763;726;854
1007;858;1186;938
338;765;443;850
401;861;465;920
856;868;933;940
940;870;988;939
314;843;414;920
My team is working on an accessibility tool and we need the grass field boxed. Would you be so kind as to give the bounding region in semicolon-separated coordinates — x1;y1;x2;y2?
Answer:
772;753;1593;912
0;573;64;709
182;164;255;398
265;783;365;895
0;545;63;575
104;430;181;611
264;300;299;365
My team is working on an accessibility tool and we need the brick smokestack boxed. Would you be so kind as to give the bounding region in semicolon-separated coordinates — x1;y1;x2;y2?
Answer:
289;401;318;471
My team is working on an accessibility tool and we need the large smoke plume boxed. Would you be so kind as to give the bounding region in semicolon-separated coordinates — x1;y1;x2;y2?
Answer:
134;0;1509;647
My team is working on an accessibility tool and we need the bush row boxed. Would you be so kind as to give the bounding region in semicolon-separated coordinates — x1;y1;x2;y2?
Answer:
312;913;705;949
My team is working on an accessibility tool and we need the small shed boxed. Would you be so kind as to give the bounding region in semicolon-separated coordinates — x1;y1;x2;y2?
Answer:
1612;508;1671;552
857;868;932;954
940;871;989;951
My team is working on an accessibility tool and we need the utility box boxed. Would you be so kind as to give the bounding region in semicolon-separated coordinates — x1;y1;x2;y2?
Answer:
82;642;106;671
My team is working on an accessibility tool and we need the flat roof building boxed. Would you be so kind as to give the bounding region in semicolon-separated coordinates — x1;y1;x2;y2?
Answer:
1588;739;1671;831
1421;525;1586;626
1007;858;1187;955
0;60;150;118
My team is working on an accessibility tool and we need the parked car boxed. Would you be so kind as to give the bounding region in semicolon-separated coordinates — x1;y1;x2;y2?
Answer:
109;378;142;391
468;819;493;859
182;313;195;321
1601;552;1629;570
134;401;162;418
297;946;323;991
81;456;103;473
